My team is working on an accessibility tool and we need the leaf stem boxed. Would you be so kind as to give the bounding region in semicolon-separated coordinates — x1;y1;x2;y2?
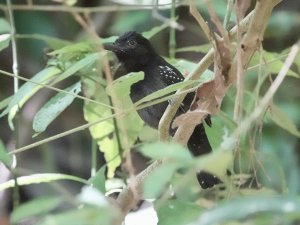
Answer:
6;0;20;209
169;0;176;59
91;139;97;177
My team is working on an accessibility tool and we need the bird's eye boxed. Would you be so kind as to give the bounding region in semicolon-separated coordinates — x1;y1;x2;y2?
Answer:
127;40;136;46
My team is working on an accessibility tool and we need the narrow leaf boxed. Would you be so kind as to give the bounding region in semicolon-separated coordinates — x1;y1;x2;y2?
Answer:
11;197;63;224
195;151;233;180
168;58;214;82
134;80;197;107
52;52;101;85
0;139;12;167
33;82;81;133
48;42;93;56
88;165;106;193
0;34;10;52
16;34;72;50
143;163;178;199
38;207;118;225
190;197;300;225
249;51;299;77
0;173;87;192
143;22;169;39
268;104;300;137
0;18;10;33
0;67;61;129
157;200;202;225
140;142;193;162
106;71;144;97
0;96;12;111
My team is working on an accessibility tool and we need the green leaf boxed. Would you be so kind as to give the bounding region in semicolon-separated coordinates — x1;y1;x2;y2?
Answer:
77;186;108;207
157;200;203;225
83;84;121;179
204;118;226;151
190;197;300;225
101;35;118;44
33;82;81;134
143;22;169;39
88;165;106;193
268;104;300;137
294;41;300;72
0;139;12;167
168;58;214;82
195;150;233;180
133;80;197;107
83;74;143;178
143;162;178;199
38;206;119;225
0;96;12;111
140;142;193;162
16;34;72;50
0;67;61;129
106;72;144;97
0;173;87;191
0;34;10;52
11;197;63;224
48;42;93;56
249;51;299;77
0;18;10;33
52;52;101;84
138;125;158;143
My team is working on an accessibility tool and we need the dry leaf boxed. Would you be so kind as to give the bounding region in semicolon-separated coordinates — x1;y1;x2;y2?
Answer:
172;110;207;129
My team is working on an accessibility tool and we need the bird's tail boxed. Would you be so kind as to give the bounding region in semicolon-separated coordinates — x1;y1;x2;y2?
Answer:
187;124;221;189
187;124;212;156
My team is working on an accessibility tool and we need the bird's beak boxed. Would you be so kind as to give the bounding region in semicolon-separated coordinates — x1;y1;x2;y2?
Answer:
103;42;118;52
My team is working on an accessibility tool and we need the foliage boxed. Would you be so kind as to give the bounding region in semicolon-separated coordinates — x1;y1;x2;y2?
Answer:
0;0;300;225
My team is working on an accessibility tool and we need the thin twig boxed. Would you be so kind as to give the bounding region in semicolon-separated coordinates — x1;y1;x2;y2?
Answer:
6;0;20;209
0;69;116;109
0;3;179;13
168;0;177;59
158;11;254;144
233;2;245;123
236;44;299;135
9;112;123;155
189;0;212;43
6;0;19;93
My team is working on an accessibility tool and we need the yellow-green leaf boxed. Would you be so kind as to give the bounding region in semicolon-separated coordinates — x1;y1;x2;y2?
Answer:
268;104;300;137
0;173;87;192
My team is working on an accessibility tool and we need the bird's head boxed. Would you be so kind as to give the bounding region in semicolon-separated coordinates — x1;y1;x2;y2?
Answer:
104;31;157;71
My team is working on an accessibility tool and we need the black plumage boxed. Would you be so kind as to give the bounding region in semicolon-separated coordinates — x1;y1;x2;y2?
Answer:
104;31;220;189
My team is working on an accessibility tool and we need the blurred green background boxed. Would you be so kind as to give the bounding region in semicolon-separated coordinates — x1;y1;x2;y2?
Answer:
0;0;299;224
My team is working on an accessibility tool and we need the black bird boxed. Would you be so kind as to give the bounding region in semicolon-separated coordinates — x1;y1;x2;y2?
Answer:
104;31;220;189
